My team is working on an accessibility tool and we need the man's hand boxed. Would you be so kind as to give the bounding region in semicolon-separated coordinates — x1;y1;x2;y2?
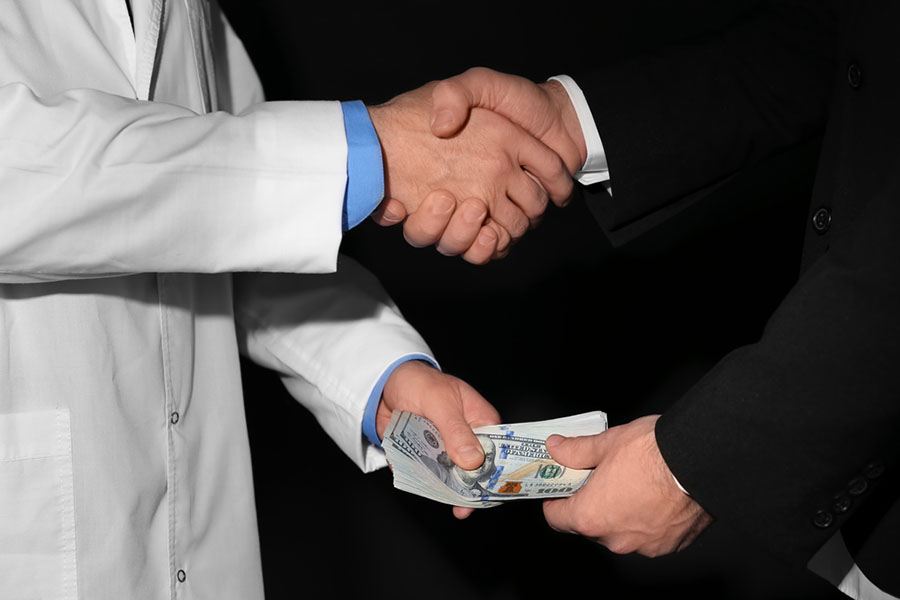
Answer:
542;415;713;557
368;81;572;261
430;67;588;176
370;190;512;265
377;361;501;518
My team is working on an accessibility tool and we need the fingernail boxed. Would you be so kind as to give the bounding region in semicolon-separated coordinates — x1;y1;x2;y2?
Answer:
431;109;454;131
459;445;484;466
382;208;403;223
462;202;486;224
477;227;498;247
546;435;564;447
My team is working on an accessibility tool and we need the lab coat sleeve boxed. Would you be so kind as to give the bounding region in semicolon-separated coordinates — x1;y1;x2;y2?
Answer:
232;258;435;473
0;84;348;283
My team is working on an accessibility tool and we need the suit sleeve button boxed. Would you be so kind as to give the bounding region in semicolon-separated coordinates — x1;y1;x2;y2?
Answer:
812;207;832;234
832;492;852;514
848;477;868;496
864;461;885;480
848;62;863;89
813;510;834;528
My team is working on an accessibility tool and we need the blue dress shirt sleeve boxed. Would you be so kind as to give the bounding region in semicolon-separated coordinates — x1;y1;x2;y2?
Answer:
341;100;384;230
361;354;439;447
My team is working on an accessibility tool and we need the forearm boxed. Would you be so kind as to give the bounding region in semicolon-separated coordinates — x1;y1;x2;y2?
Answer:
0;84;349;282
232;261;434;472
655;195;900;567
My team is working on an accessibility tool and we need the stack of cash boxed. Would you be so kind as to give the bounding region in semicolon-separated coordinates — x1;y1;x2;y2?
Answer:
382;410;608;508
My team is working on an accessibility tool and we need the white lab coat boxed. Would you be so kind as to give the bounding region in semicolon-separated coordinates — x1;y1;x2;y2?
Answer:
0;1;430;598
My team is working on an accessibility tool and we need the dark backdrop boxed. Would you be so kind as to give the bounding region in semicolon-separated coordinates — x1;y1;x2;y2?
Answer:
218;2;846;598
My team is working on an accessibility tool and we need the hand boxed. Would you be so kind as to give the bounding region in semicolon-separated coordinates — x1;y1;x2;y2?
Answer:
377;360;501;518
430;67;588;176
368;81;573;257
542;415;713;557
370;190;512;265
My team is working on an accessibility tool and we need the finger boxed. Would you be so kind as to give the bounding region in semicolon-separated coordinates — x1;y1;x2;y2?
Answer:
542;497;580;535
458;382;502;429
514;132;574;206
545;434;607;469
421;388;486;471
435;197;487;256
460;224;499;265
484;218;512;259
402;190;457;248
485;195;530;242
431;67;530;138
431;67;505;138
431;79;472;138
453;506;476;520
370;197;407;227
506;168;549;227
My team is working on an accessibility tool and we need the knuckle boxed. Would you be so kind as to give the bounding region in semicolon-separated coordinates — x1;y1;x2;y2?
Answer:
484;152;510;175
531;189;550;217
467;66;492;80
508;214;529;239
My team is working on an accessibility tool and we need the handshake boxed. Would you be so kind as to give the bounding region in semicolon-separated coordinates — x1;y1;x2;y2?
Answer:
365;68;588;264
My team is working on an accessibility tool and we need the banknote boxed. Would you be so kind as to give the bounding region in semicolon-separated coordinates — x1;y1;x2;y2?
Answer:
383;410;608;508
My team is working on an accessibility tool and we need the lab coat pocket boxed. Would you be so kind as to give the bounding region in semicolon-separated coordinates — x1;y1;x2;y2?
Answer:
0;409;77;600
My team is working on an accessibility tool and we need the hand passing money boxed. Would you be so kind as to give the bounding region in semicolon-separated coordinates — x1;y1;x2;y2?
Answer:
382;410;608;508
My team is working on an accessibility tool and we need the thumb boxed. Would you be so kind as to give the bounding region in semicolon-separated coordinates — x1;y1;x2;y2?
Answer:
431;408;486;471
420;383;489;471
431;67;510;138
430;79;474;138
545;433;607;469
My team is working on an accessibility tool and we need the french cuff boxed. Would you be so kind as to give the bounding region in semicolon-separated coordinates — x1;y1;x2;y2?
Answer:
547;75;611;190
673;473;691;496
341;100;385;230
361;354;441;447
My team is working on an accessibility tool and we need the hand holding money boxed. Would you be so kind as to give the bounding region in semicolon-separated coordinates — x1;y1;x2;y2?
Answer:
383;410;608;508
377;361;501;472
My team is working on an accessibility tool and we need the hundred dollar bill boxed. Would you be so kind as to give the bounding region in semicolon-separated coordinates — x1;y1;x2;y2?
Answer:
383;410;607;508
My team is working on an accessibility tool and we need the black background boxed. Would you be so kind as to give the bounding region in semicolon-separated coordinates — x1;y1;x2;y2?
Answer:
218;1;846;598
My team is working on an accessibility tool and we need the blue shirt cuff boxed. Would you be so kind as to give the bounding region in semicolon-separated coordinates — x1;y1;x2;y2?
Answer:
341;100;384;230
362;354;439;447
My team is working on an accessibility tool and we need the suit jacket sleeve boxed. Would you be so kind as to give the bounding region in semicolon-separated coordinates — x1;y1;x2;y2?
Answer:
576;0;900;569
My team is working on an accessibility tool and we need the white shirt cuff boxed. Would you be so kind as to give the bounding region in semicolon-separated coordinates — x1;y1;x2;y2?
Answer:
548;74;611;191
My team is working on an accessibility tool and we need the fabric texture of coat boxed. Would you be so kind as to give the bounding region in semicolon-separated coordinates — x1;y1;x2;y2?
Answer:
575;0;899;595
0;1;428;598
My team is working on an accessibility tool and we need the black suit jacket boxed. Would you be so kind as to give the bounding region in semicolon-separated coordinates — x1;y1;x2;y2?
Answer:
574;1;899;594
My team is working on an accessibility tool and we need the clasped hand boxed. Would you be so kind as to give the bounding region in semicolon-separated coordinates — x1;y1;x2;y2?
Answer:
542;415;713;557
367;68;586;264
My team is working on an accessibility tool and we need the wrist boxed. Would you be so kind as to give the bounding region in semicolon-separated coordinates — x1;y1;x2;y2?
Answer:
366;104;394;198
542;79;588;170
